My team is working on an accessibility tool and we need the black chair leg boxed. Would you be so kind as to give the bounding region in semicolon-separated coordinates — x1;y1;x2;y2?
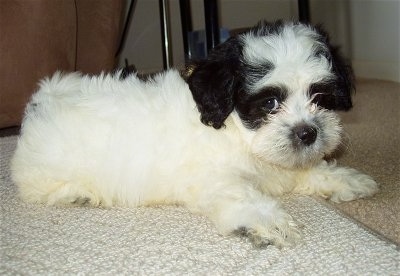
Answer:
298;0;310;23
204;0;220;53
179;0;193;62
159;0;172;69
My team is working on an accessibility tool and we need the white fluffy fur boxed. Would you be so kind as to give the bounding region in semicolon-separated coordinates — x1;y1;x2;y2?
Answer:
11;23;378;247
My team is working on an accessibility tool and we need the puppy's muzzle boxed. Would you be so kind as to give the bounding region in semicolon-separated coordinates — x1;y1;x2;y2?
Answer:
292;124;317;146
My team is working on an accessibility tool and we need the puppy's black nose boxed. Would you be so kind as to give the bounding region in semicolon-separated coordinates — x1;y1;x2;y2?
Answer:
293;125;317;146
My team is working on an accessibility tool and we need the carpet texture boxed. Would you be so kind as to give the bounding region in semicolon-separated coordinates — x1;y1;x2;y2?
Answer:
1;79;399;274
332;79;400;245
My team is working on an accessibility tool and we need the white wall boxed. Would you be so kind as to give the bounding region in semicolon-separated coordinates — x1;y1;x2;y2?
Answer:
309;0;352;57
119;0;400;82
349;0;400;82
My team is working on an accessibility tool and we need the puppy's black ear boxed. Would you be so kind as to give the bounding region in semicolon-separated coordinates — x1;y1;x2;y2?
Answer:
329;45;354;110
186;37;242;129
316;26;354;111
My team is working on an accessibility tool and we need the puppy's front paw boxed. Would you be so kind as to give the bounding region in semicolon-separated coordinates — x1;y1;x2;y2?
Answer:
234;213;301;248
329;167;378;203
213;199;301;248
299;161;379;203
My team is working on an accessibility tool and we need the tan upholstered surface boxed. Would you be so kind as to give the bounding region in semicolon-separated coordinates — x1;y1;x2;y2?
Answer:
0;0;123;128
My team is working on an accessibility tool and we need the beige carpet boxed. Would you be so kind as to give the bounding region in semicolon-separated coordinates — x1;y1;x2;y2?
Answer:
333;79;400;245
1;79;399;274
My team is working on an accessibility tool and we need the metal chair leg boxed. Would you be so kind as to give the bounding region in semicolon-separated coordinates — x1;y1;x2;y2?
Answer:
159;0;172;69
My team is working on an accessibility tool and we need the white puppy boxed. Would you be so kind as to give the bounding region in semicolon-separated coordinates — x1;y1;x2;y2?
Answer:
11;21;378;247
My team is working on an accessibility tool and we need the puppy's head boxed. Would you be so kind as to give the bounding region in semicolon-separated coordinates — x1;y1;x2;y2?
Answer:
186;21;354;168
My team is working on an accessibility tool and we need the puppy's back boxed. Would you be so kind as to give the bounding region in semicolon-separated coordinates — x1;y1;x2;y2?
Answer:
11;69;199;206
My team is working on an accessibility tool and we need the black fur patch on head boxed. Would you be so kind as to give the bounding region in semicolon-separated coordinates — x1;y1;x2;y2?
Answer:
235;86;288;129
309;81;338;109
327;46;354;110
314;25;354;110
240;60;275;89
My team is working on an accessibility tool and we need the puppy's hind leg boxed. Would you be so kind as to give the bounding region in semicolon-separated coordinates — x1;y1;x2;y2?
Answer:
46;181;101;206
16;178;101;207
294;160;378;202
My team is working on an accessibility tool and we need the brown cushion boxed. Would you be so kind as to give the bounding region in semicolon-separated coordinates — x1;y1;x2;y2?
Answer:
0;0;123;128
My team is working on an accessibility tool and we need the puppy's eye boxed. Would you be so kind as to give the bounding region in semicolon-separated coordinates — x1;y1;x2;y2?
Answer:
265;97;280;112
